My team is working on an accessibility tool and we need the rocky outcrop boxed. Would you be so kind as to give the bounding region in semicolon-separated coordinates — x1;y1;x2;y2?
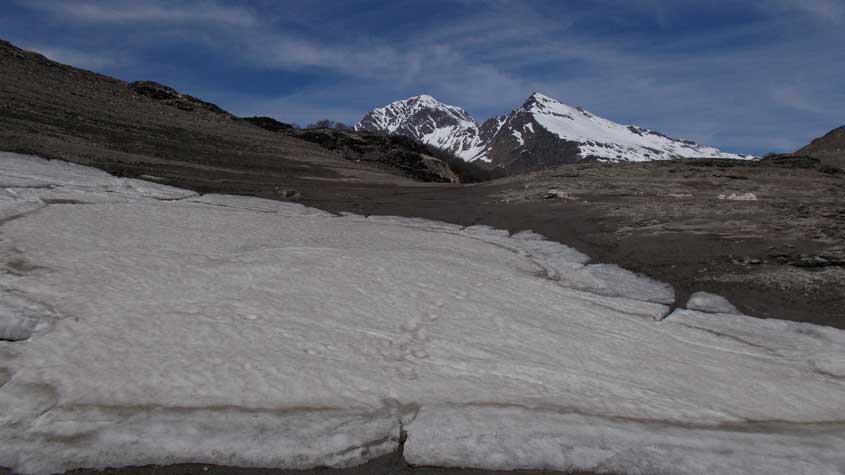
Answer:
241;116;295;132
129;81;232;116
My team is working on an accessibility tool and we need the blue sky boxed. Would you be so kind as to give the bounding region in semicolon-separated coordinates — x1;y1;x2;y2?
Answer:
4;0;843;154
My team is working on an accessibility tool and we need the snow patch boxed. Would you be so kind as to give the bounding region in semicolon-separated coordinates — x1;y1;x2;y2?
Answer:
718;192;758;201
406;405;845;475
460;226;674;304
811;354;845;379
0;293;56;341
188;194;334;216
686;291;742;315
512;129;524;146
0;311;43;341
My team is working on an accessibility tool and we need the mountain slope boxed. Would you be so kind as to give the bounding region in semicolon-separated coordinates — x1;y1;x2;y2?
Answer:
357;92;753;174
795;126;845;170
496;93;752;166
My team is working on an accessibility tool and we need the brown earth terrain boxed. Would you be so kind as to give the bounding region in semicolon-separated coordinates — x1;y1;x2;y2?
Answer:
794;125;845;169
1;37;844;475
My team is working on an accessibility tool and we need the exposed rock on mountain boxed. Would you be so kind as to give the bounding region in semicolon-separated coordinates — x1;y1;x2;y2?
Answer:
289;128;459;183
241;116;295;132
129;81;232;116
243;116;488;183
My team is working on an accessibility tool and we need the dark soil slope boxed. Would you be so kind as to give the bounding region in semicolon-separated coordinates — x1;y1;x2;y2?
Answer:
795;126;845;170
0;39;422;189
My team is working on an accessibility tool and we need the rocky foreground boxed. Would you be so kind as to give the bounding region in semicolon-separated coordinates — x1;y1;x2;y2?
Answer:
1;153;843;475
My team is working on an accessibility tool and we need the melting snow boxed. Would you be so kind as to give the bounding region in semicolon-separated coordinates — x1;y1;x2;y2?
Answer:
0;153;842;475
686;291;742;315
719;192;758;201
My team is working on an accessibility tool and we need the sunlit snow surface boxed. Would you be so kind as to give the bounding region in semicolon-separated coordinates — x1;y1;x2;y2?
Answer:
526;93;754;162
0;153;843;475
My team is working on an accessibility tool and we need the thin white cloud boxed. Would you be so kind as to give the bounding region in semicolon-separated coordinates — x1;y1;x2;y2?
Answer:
218;91;366;127
770;84;825;114
246;36;530;113
767;0;845;22
253;36;406;77
19;0;258;27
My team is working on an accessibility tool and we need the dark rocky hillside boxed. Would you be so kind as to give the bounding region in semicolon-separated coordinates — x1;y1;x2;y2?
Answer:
0;39;464;187
291;127;459;183
795;126;845;170
129;80;233;116
241;116;295;132
243;116;457;183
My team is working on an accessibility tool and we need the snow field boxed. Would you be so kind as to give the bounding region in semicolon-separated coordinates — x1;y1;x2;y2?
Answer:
0;152;842;475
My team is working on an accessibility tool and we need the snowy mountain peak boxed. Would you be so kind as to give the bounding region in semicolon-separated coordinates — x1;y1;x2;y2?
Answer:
408;94;438;105
521;92;589;118
522;92;578;111
526;92;556;103
401;94;452;112
357;92;754;172
355;95;485;161
516;93;752;163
